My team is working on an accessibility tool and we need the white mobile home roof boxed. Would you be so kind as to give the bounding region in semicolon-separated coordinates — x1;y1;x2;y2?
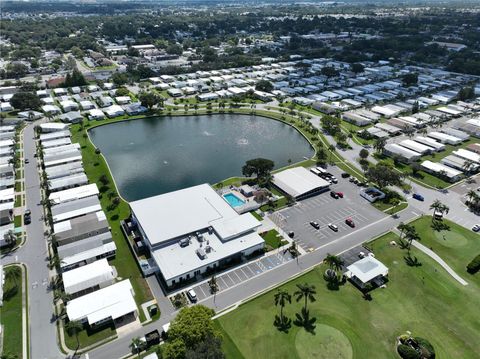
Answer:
272;167;329;199
452;148;480;164
437;106;461;116
39;130;70;142
421;160;462;179
49;184;99;204
41;137;72;149
48;173;89;192
59;238;115;265
62;258;115;295
51;196;101;223
39;123;69;133
0;188;14;202
66;279;136;325
45;162;84;180
374;122;402;134
399;140;432;155
414;137;445;151
43;151;82;168
427;132;462;145
43;143;80;156
384;143;421;160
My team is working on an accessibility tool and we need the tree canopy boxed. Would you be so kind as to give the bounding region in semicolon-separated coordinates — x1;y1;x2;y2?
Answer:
63;69;87;87
242;158;275;181
10;92;42;110
366;163;404;189
255;79;274;92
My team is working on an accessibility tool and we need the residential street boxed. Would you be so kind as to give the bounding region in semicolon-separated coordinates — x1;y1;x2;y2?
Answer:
1;122;63;359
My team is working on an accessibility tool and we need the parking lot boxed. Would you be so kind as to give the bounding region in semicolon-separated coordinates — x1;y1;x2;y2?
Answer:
274;167;386;252
183;250;294;302
340;245;373;269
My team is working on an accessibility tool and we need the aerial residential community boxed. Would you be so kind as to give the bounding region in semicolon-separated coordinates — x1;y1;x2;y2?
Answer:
1;1;480;359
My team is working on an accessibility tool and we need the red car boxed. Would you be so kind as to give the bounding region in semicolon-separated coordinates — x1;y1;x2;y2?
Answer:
336;192;344;198
345;218;355;227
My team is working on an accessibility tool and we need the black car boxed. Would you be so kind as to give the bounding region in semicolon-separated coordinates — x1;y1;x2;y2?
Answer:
341;172;350;178
330;191;339;199
24;209;31;224
288;231;295;238
310;221;320;229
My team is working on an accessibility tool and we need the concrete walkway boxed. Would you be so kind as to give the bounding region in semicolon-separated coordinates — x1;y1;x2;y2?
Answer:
411;240;469;286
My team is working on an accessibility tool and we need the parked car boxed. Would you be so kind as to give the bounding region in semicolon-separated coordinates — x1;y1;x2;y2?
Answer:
310;221;320;229
358;251;366;258
24;209;31;224
330;191;339;199
288;231;295;238
472;224;480;232
25;158;29;164
345;218;355;227
331;177;338;184
349;177;355;183
341;172;350;178
187;289;197;303
328;223;338;232
336;192;344;198
413;193;424;201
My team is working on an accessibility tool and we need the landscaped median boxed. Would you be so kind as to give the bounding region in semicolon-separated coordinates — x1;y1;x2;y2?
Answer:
214;229;480;359
0;264;28;359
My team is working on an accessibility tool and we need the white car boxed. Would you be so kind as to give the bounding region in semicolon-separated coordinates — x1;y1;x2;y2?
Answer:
187;289;197;303
472;224;480;232
328;223;338;232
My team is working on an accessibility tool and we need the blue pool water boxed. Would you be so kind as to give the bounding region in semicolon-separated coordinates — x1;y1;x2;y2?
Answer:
223;193;245;207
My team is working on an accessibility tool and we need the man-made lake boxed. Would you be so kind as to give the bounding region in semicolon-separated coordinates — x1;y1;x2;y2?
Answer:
89;114;314;201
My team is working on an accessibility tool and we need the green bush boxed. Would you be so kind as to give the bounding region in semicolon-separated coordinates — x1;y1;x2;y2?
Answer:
397;344;421;359
415;337;435;358
466;254;480;274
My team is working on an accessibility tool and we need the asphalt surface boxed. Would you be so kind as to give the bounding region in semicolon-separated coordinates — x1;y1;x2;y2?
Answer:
2;122;63;359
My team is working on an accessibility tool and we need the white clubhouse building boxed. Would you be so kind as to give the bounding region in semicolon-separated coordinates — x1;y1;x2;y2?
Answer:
130;184;265;287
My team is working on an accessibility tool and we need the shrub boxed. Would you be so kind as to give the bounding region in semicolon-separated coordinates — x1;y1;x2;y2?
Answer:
415;337;435;358
398;344;421;359
466;254;480;274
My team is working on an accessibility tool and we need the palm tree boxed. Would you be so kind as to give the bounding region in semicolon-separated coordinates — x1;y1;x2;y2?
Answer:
324;253;344;273
462;159;474;175
65;320;83;356
429;199;449;221
3;230;17;247
5;265;21;288
274;289;291;324
294;283;316;312
130;337;143;357
405;227;420;251
373;137;386;153
208;275;219;303
466;190;480;210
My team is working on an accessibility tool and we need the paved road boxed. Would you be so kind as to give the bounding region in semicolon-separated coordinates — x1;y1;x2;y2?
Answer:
2;122;63;359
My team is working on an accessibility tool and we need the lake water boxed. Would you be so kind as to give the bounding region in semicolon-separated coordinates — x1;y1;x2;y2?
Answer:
89;114;314;201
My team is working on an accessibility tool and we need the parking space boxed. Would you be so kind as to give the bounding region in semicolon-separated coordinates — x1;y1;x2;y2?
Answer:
185;250;294;302
340;245;372;268
276;167;386;252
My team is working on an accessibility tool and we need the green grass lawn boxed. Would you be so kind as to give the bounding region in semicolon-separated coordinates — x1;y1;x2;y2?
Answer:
409;216;480;286
0;265;24;358
260;229;288;251
71;122;153;317
215;231;480;359
250;211;264;221
64;322;116;351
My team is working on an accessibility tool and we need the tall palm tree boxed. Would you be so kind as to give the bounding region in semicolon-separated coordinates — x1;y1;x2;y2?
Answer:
208;275;219;303
462;159;474;176
130;337;143;357
466;190;479;206
274;289;291;323
65;320;83;356
294;283;316;312
373;137;386;153
405;227;420;251
324;253;344;273
5;265;21;288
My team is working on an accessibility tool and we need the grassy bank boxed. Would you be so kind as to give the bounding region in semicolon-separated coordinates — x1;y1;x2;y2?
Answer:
0;265;24;358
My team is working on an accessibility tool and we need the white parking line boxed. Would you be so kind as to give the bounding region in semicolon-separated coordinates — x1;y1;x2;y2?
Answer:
197;284;207;297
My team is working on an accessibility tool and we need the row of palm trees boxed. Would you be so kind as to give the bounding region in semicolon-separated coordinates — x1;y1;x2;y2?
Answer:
274;283;316;331
466;189;480;211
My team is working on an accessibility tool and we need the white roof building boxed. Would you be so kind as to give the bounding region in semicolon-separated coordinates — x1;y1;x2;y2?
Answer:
272;167;330;199
39;123;69;133
88;109;105;120
66;279;136;325
130;184;264;287
346;256;388;287
104;105;125;118
62;258;115;296
49;184;99;204
421;160;462;182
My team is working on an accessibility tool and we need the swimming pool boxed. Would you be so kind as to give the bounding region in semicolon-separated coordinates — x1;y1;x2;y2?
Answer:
223;193;246;208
